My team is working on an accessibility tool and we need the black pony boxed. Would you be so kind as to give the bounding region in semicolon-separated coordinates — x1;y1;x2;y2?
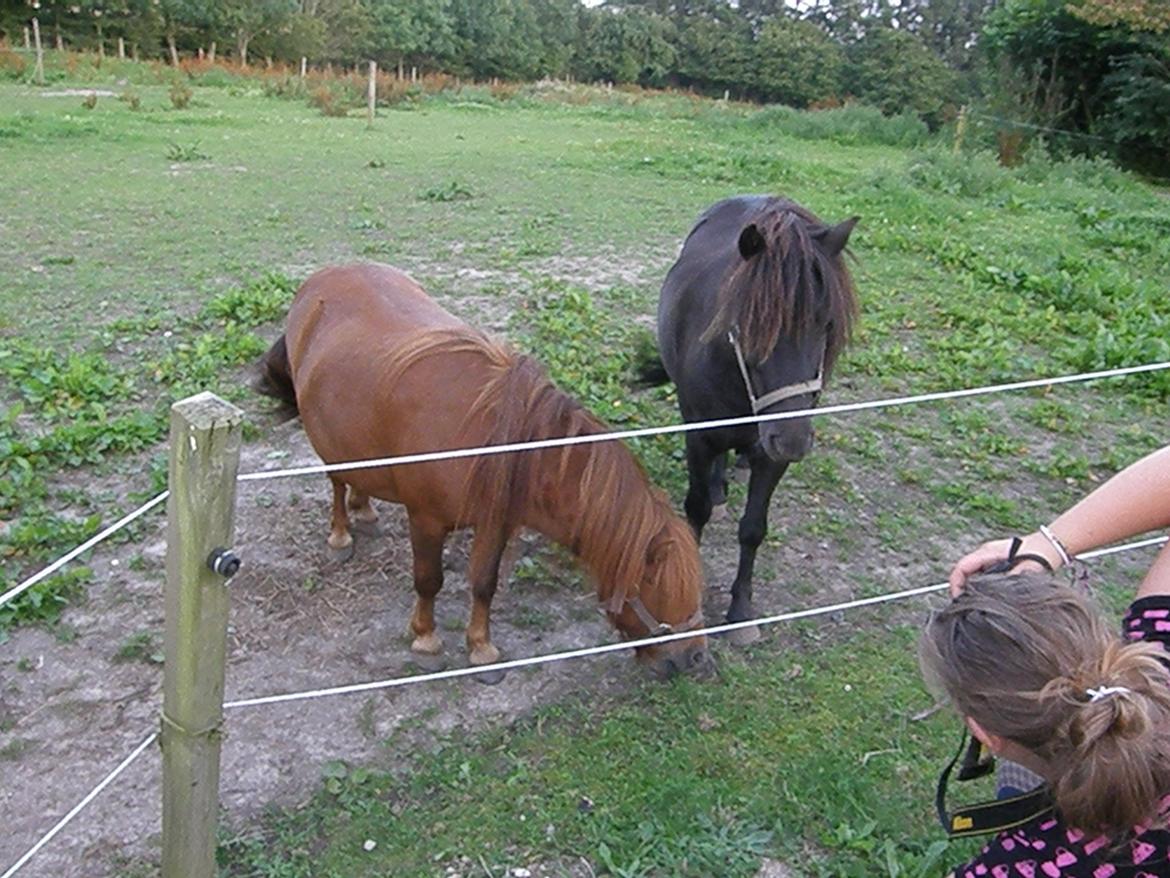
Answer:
654;195;859;640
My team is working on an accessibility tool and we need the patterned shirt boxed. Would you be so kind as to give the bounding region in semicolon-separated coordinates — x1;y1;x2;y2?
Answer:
950;595;1170;878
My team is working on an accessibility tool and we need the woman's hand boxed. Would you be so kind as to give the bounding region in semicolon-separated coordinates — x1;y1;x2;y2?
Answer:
947;534;1062;596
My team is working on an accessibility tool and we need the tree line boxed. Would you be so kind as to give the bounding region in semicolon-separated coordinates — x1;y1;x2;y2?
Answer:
2;0;1167;169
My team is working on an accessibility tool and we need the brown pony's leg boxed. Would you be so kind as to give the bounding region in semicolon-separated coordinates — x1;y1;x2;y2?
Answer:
465;529;509;681
407;512;448;658
327;476;354;561
347;489;380;536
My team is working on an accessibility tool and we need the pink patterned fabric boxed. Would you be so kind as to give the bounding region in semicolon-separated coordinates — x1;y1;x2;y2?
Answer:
952;597;1170;878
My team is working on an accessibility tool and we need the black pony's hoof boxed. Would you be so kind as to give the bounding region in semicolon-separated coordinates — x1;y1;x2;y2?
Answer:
473;666;507;686
727;624;762;646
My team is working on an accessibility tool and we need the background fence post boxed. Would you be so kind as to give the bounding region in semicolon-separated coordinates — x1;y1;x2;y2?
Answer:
161;392;243;878
953;104;969;154
31;17;43;85
367;60;376;128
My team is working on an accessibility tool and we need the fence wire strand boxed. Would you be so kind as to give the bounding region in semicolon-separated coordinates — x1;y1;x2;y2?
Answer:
0;732;159;878
235;360;1170;483
4;536;1164;877
0;492;169;612
7;359;1170;616
223;535;1167;711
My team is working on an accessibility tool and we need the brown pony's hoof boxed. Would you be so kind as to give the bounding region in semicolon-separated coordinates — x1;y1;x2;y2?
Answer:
327;542;354;564
409;651;448;673
473;666;507;686
709;503;728;523
350;518;382;538
727;624;762;647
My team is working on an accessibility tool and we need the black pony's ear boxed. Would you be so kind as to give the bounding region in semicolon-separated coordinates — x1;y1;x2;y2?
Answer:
814;216;860;257
738;223;766;260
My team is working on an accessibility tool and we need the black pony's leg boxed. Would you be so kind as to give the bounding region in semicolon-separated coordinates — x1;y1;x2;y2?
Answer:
708;451;728;509
683;433;720;543
727;454;788;624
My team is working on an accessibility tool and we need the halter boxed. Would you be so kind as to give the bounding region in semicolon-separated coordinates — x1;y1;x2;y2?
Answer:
622;595;706;637
728;330;824;414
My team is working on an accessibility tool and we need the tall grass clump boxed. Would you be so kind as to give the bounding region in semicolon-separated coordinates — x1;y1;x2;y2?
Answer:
1014;148;1139;193
0;48;27;80
905;147;1008;197
749;103;930;148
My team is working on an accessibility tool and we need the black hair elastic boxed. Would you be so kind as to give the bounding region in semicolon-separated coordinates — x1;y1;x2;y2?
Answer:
982;537;1054;575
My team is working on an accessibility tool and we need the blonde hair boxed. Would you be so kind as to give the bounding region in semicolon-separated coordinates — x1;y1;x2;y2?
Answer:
920;574;1170;835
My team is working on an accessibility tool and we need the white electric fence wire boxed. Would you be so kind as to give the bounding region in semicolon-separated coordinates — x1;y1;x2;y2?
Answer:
967;111;1116;144
236;360;1170;483
0;731;158;878
4;537;1165;877
0;492;169;611
8;361;1170;616
222;534;1168;712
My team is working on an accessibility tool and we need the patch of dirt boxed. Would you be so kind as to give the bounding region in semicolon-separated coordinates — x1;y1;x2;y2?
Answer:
40;89;119;98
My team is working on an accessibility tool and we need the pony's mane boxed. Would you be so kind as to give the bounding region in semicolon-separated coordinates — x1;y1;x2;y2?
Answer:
703;198;858;369
380;327;701;615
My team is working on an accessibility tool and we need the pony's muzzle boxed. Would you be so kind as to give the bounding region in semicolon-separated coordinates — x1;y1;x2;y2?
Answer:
642;639;716;680
759;419;814;463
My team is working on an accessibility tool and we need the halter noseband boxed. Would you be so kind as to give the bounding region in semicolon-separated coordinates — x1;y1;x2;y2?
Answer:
728;330;824;414
621;595;705;637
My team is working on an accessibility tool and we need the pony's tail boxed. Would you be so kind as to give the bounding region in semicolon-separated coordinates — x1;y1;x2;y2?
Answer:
254;334;298;414
632;328;670;387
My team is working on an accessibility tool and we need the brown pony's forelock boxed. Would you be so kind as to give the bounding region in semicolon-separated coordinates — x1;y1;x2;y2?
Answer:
701;199;858;370
379;327;702;619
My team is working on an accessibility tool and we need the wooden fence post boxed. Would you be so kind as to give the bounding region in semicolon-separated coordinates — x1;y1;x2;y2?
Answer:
31;17;43;86
953;104;969;155
300;56;307;79
23;26;30;50
367;60;377;128
117;36;125;59
160;392;244;878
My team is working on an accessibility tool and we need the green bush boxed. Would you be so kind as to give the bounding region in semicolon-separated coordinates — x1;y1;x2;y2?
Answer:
753;18;844;108
749;103;930;148
905;148;1008;197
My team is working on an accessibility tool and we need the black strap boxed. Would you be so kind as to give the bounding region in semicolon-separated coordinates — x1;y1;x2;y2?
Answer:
936;730;1055;838
983;537;1054;575
957;733;994;782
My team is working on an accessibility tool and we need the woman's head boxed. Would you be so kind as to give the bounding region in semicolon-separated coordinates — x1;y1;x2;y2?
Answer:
920;574;1170;835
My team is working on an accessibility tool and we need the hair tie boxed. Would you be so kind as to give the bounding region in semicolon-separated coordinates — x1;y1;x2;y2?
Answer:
1086;686;1130;703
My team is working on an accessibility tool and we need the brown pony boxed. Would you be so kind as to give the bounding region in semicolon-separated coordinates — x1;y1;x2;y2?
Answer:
257;263;713;682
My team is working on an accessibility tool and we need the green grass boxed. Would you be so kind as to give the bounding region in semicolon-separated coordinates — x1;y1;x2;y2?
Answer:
217;630;971;878
2;59;1169;876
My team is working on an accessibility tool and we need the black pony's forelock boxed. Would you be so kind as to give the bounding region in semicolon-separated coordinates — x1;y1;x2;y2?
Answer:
701;198;858;371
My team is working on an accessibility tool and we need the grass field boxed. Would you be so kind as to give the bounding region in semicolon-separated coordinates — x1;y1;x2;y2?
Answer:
2;56;1169;877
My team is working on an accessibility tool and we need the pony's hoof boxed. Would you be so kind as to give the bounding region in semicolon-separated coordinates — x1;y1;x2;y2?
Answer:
409;651;448;673
709;503;728;523
410;632;444;656
727;624;762;647
327;542;354;564
350;518;382;538
473;666;507;686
